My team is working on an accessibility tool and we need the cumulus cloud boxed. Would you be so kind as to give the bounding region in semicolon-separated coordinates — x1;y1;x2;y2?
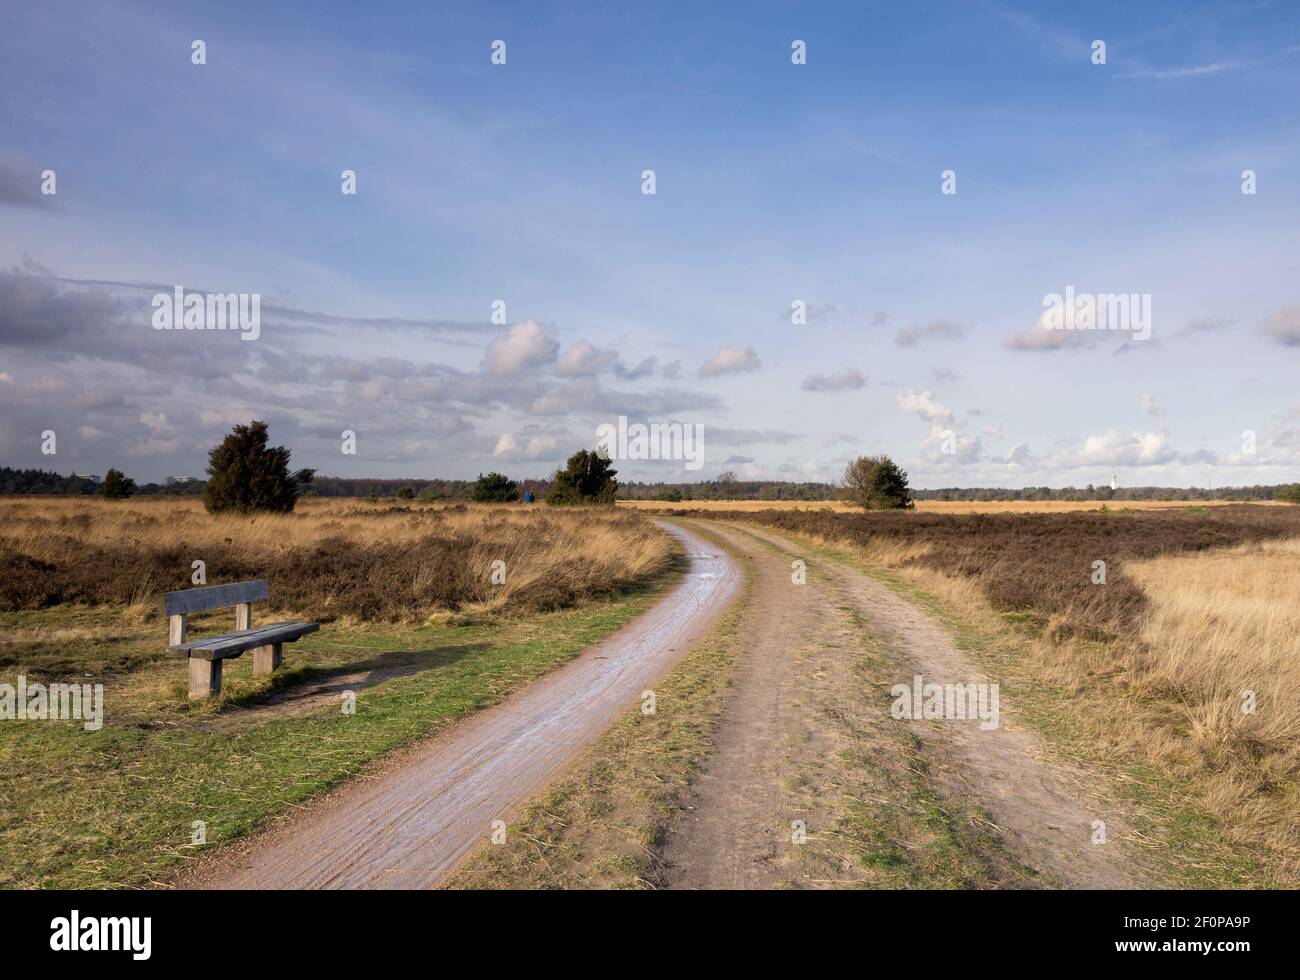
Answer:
1054;429;1179;468
484;319;559;376
1005;442;1034;465
894;319;966;347
896;389;954;425
699;345;760;377
801;367;865;392
555;339;618;376
493;431;560;460
1003;320;1097;351
896;389;981;463
1261;304;1300;347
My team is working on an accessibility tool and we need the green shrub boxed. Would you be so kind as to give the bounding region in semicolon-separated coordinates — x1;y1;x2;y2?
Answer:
203;420;313;514
842;455;913;510
100;468;136;500
546;450;617;506
472;472;520;503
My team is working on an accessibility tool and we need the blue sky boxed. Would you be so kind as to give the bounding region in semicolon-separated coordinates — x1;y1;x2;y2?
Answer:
2;0;1299;487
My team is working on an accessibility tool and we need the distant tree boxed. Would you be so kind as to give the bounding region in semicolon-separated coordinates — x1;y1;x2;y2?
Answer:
1278;484;1300;504
653;487;684;502
100;468;136;500
395;485;415;499
715;470;739;499
546;450;618;506
843;455;913;510
203;420;314;513
472;472;520;503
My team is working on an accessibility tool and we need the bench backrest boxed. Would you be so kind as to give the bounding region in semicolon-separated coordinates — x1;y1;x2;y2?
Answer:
161;579;269;616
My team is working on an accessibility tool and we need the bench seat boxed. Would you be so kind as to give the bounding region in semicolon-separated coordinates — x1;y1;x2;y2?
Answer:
168;621;320;661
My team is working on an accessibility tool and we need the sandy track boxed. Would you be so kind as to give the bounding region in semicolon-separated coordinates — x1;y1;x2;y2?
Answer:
670;520;1149;889
190;522;738;889
657;520;880;888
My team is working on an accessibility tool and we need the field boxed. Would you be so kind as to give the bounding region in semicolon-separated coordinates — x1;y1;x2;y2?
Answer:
0;497;676;887
3;494;1298;887
0;497;670;623
702;504;1300;883
619;498;1288;514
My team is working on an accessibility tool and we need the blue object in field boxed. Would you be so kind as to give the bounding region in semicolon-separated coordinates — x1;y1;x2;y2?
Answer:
523;491;535;504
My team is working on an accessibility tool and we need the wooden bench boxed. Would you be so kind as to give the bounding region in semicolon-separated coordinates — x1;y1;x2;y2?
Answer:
162;580;319;699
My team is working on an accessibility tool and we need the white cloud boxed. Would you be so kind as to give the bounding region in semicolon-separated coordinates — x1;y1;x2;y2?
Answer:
1140;393;1165;419
1056;429;1178;467
1005;442;1034;465
699;345;760;377
896;389;981;463
556;339;618;376
1003;310;1099;351
493;431;559;460
484;319;559;376
896;389;953;424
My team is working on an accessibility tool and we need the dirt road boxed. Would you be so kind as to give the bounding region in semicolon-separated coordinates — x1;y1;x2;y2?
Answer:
656;520;1149;889
191;522;738;889
189;516;1148;890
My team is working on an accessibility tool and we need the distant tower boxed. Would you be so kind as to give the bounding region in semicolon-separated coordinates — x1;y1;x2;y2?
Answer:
1110;471;1117;491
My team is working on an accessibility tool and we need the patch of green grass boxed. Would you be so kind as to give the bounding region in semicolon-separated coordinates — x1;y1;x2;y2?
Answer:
0;567;681;889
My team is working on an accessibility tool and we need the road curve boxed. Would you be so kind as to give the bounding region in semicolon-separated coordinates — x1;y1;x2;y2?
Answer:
198;520;738;890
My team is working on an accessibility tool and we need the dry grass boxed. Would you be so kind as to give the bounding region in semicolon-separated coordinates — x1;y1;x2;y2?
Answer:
619;498;1281;515
716;506;1300;883
1129;538;1300;753
0;497;672;623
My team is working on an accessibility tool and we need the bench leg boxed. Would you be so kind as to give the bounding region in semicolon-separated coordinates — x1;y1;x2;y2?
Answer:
252;642;283;675
188;657;222;699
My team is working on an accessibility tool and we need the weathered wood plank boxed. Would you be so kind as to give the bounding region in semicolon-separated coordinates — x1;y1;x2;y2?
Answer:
168;614;188;646
168;621;319;660
161;579;269;616
252;642;283;674
188;657;222;699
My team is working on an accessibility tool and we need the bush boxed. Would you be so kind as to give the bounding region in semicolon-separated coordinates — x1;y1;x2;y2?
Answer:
546;450;618;506
395;486;415;499
843;455;913;510
100;468;136;500
203;420;314;514
1278;484;1300;504
472;472;520;503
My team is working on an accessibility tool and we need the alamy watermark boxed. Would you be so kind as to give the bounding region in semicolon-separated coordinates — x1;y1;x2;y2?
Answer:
596;416;704;471
1;675;104;731
890;674;1000;731
151;286;261;340
1042;285;1151;341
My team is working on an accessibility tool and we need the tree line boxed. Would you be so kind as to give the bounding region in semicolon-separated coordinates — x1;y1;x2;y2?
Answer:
5;428;1299;510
